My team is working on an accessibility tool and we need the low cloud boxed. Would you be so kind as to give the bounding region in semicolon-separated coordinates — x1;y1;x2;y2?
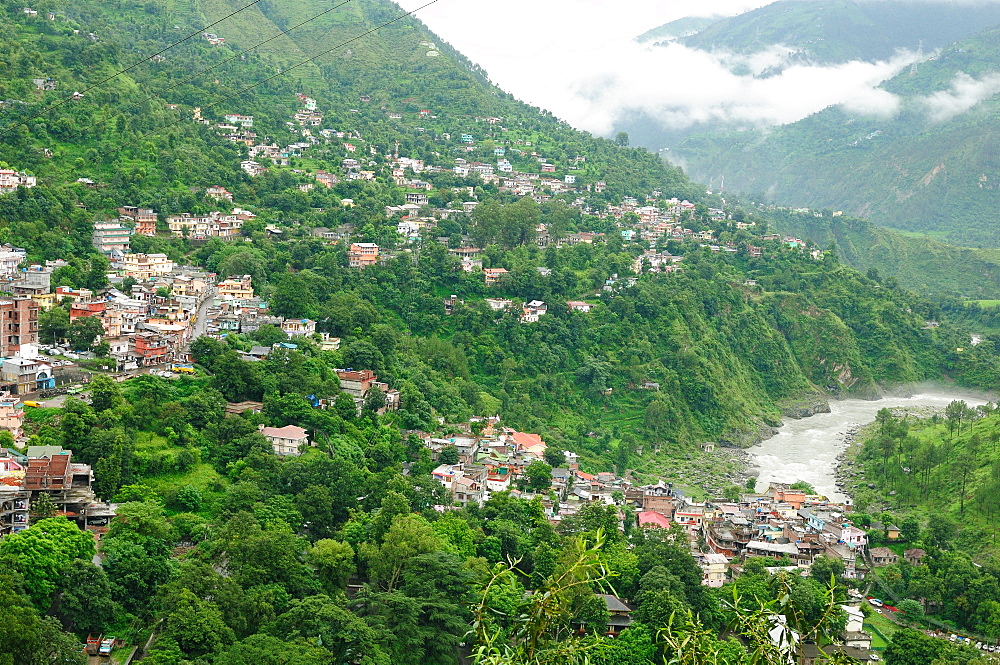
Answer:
922;72;1000;121
399;0;937;139
553;42;917;136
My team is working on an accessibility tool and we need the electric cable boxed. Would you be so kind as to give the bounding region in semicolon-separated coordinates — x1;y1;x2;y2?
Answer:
0;0;266;140
96;0;443;160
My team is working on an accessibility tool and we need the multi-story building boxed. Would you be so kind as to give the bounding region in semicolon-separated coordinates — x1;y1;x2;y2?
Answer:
205;186;233;201
0;248;25;280
118;206;157;236
336;369;377;399
92;220;132;257
53;286;92;303
133;332;170;365
167;212;213;238
1;358;54;394
7;265;52;296
217;275;254;300
0;484;30;535
281;318;316;336
121;253;175;281
259;424;310;456
0;170;35;193
347;243;379;269
69;301;105;322
23;447;113;532
484;268;508;286
0;298;38;357
0;393;25;439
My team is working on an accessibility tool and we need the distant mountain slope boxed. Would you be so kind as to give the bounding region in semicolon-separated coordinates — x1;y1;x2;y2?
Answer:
679;0;1000;65
635;15;719;45
674;26;1000;247
767;210;1000;298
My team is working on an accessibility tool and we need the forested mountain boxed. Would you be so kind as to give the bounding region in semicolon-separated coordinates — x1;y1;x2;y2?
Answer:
1;0;999;663
677;0;1000;67
765;208;1000;299
674;25;1000;247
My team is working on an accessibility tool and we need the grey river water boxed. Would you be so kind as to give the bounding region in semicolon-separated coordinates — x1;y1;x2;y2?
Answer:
749;389;992;503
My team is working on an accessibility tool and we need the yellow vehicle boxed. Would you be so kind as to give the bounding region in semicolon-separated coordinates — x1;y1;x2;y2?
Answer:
23;400;42;407
171;366;196;374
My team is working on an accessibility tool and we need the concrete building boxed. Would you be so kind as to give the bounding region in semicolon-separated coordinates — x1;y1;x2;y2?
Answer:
259;424;310;456
217;275;254;300
1;358;53;394
121;253;175;281
281;318;316;336
348;243;379;269
0;298;39;357
6;265;52;296
92;220;132;257
0;393;25;439
118;206;157;236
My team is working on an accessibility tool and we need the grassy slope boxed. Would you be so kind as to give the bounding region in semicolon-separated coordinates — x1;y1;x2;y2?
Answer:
767;211;1000;298
853;409;1000;555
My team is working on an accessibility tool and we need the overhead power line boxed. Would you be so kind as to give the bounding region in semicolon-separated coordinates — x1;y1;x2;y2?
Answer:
97;0;443;159
0;0;265;140
77;0;356;139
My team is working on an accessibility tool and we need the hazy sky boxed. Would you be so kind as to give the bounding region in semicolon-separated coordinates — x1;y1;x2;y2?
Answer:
397;0;922;139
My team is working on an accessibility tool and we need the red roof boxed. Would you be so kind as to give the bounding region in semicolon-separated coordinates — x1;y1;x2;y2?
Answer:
260;425;308;440
638;511;672;529
512;431;544;449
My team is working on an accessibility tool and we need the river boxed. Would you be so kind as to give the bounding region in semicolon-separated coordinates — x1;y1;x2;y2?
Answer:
749;388;993;502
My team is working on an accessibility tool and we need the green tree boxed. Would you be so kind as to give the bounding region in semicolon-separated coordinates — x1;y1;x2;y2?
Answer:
161;588;236;658
56;560;120;633
898;599;923;619
523;460;553;492
543;447;566;467
68;315;104;350
88;374;125;412
0;572;86;665
361;551;473;665
884;627;949;664
308;539;356;592
269;272;318;319
267;595;390;665
363;387;387;414
361;514;442;591
438;445;459;465
39;306;70;344
471;533;612;665
215;635;331;665
31;493;57;520
0;517;95;608
250;324;287;346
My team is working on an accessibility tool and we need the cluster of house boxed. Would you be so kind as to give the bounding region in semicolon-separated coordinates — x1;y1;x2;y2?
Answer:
0;444;116;538
202;32;225;46
198;275;339;351
444;297;592;320
633;483;877;587
92;202;256;248
12;255;211;371
430;439;885;660
225;367;399;457
0;169;36;194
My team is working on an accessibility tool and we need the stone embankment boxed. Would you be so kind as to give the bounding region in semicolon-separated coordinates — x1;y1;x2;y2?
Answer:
833;423;864;497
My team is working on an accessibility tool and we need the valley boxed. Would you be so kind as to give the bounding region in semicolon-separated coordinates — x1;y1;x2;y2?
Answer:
0;1;997;664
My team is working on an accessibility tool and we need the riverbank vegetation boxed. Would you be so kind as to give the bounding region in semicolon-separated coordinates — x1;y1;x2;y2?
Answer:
850;401;1000;638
